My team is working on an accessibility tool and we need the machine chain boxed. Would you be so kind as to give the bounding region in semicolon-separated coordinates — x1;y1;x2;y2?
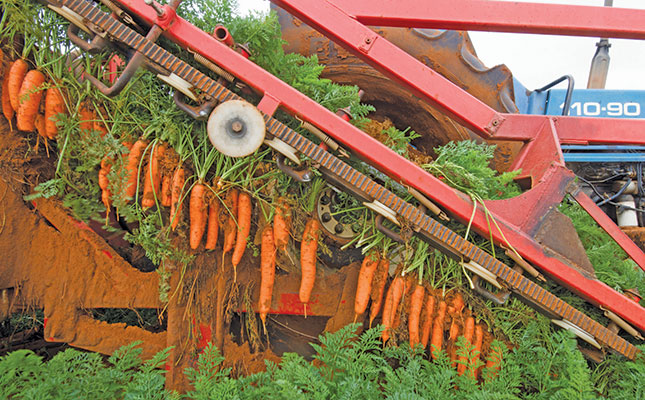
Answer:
60;0;640;359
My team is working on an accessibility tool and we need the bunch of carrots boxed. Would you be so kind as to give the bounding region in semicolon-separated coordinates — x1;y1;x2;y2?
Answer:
1;45;68;143
349;240;500;380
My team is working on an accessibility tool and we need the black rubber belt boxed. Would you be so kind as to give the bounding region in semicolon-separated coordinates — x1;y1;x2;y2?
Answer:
64;0;639;359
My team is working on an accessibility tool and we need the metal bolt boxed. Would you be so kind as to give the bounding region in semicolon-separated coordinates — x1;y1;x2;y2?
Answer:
231;120;243;133
492;119;499;126
322;212;332;223
365;37;372;44
144;0;165;16
334;224;344;234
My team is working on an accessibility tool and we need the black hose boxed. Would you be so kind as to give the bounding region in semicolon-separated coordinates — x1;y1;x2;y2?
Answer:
597;178;632;206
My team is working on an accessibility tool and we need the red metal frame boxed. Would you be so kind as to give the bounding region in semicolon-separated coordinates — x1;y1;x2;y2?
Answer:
113;0;645;332
335;0;645;39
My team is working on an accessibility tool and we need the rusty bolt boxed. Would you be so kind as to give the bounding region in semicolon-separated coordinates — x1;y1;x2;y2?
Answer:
492;120;499;126
231;121;243;133
365;37;372;44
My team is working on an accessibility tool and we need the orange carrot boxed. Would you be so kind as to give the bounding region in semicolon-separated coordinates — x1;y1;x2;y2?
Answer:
393;276;414;330
231;192;252;279
449;325;460;367
457;316;475;375
8;59;27;112
44;86;65;139
205;192;220;250
93;108;108;137
380;275;404;343
452;292;465;314
259;225;276;329
34;113;46;139
170;166;185;230
16;70;45;131
124;139;147;201
369;258;390;328
299;217;320;316
141;143;166;209
430;300;447;360
408;284;425;348
470;324;484;379
273;198;290;251
99;157;112;211
78;103;94;133
2;66;14;122
420;295;435;348
160;175;172;207
485;343;503;378
354;252;380;318
189;182;208;250
448;293;464;338
222;189;239;254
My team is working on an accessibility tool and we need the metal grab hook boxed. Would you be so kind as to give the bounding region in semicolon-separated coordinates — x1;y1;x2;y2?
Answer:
67;24;108;54
275;153;312;183
375;214;407;243
173;91;218;121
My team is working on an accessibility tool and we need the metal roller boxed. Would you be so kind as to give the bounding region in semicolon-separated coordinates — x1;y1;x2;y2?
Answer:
207;100;266;157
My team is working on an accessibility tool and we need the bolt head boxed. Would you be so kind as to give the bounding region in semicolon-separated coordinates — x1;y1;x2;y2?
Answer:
231;120;243;133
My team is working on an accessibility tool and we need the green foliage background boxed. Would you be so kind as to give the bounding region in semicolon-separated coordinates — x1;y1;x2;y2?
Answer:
1;324;644;399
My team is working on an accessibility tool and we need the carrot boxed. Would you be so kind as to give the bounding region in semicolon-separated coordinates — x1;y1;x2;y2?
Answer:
380;275;404;343
16;69;45;131
7;59;27;112
420;295;435;348
273;198;290;251
222;189;239;254
160;175;172;207
408;284;425;348
258;225;276;329
44;86;65;139
124;139;147;201
142;143;166;209
449;325;460;367
393;276;414;330
430;300;447;360
369;258;390;328
34;113;46;139
189;182;208;250
2;66;14;122
93;108;108;137
354;252;380;318
457;316;475;375
299;217;320;316
170;166;185;230
470;324;484;379
485;343;503;378
451;292;465;314
231;192;252;280
99;157;112;211
78;103;94;133
205;190;221;250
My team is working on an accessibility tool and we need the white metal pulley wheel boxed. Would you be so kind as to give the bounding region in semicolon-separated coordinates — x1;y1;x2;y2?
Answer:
207;100;266;157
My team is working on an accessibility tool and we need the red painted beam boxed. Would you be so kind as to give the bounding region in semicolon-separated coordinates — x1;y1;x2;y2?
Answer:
490;114;645;145
572;189;645;272
334;0;645;39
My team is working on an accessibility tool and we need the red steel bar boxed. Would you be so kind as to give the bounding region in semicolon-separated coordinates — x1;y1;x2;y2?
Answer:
335;0;645;39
